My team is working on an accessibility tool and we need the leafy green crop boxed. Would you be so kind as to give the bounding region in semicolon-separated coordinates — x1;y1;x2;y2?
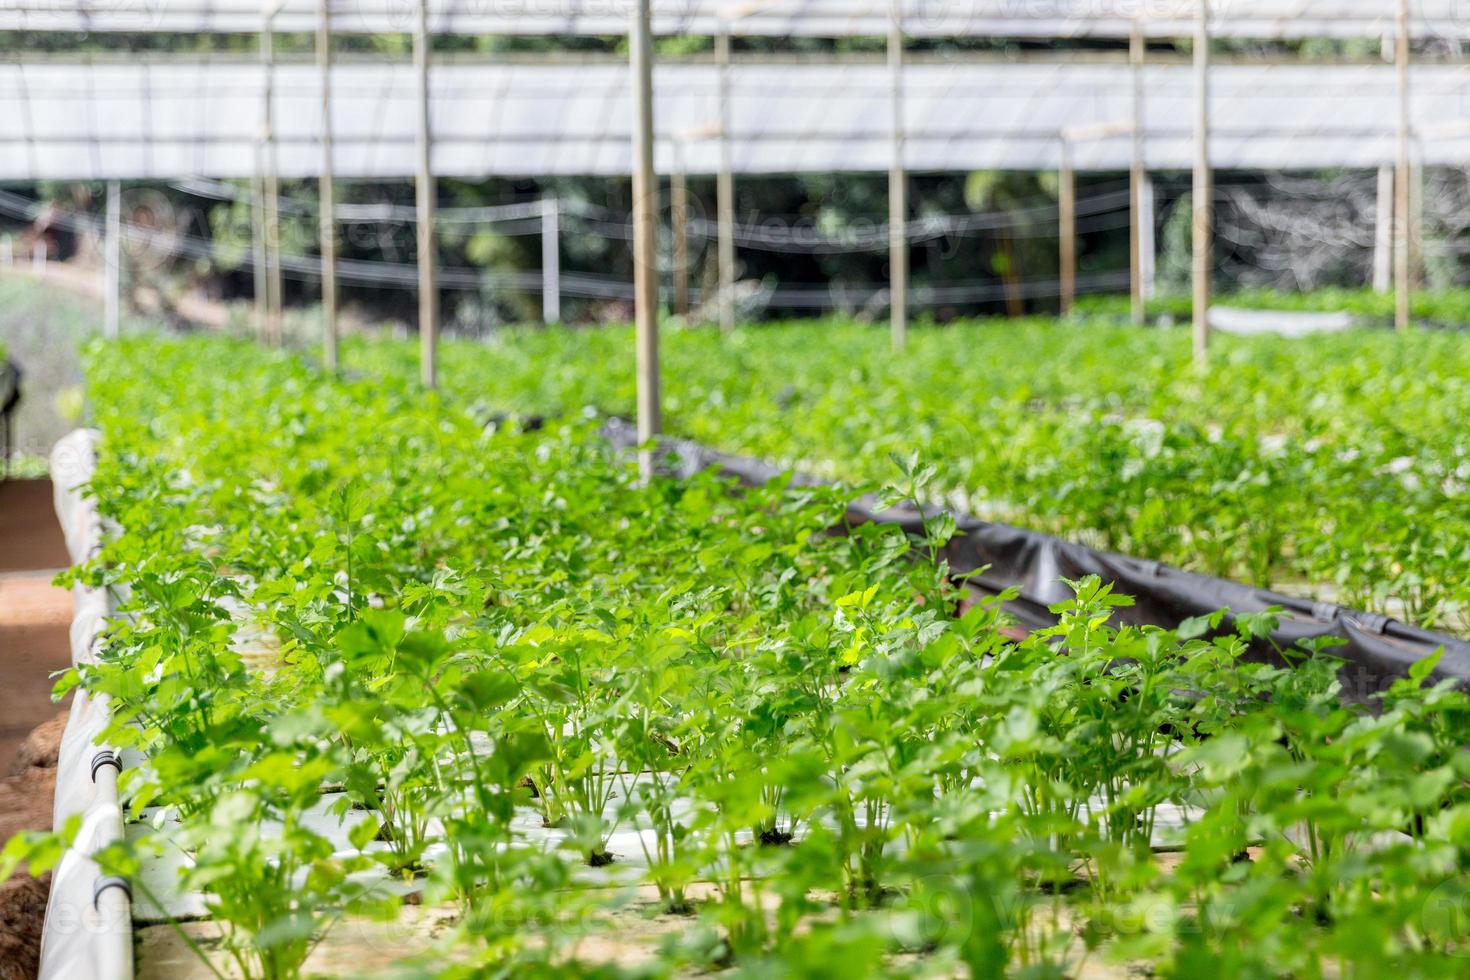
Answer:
37;334;1470;978
343;318;1470;636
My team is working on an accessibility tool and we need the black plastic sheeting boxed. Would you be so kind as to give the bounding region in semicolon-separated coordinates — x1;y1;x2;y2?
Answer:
599;417;1470;702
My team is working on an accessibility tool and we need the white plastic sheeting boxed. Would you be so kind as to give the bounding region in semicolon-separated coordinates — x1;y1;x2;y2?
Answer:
1209;306;1358;336
3;58;1466;180
39;429;132;980
0;0;1466;39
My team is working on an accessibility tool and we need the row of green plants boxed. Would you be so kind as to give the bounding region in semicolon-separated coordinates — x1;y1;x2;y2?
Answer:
1075;288;1470;326
6;336;1470;978
343;317;1470;636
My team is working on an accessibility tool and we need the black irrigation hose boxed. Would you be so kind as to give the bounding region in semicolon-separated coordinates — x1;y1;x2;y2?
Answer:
597;417;1470;704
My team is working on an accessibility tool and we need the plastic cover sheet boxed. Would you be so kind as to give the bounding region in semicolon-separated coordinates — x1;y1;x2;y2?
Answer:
0;0;1466;39
3;59;1469;180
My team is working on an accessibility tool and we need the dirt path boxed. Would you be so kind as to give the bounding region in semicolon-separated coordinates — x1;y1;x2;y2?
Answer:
0;477;74;980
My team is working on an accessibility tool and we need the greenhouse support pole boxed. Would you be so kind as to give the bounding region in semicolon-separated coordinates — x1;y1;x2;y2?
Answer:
1374;32;1394;295
888;2;907;352
671;167;690;317
1191;0;1211;364
631;0;661;478
716;30;735;333
1395;0;1411;332
103;180;120;340
317;0;338;372
414;0;438;387
1129;30;1146;325
1059;140;1076;315
542;197;560;324
261;13;283;346
1374;167;1393;292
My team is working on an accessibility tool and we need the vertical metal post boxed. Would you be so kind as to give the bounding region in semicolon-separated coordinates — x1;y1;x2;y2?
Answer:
715;30;735;333
671;165;690;317
542;197;561;324
415;0;438;386
631;0;661;477
1191;0;1211;364
317;0;338;371
1395;0;1411;332
261;12;283;346
1059;140;1076;316
888;2;907;351
1374;166;1393;292
104;179;121;339
1129;30;1146;325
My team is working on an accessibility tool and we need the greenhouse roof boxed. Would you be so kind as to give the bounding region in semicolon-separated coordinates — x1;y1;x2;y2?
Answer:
0;0;1464;39
2;58;1462;180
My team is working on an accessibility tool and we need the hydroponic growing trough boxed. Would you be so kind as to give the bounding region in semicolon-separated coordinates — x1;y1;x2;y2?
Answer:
40;429;131;980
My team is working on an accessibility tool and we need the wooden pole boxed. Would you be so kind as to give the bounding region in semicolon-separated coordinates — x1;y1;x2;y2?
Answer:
715;31;735;333
317;0;338;371
888;1;907;352
414;0;438;387
542;197;561;324
1395;0;1411;332
631;0;661;477
1059;140;1076;316
104;180;121;339
261;13;283;346
1129;30;1146;325
1374;33;1394;295
1192;0;1211;365
671;164;689;317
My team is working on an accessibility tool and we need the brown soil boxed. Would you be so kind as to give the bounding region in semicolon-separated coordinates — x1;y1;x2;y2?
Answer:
0;580;71;767
0;756;58;980
0;480;70;574
0;477;75;979
0;480;73;772
6;715;65;778
0;873;50;980
0;767;55;846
